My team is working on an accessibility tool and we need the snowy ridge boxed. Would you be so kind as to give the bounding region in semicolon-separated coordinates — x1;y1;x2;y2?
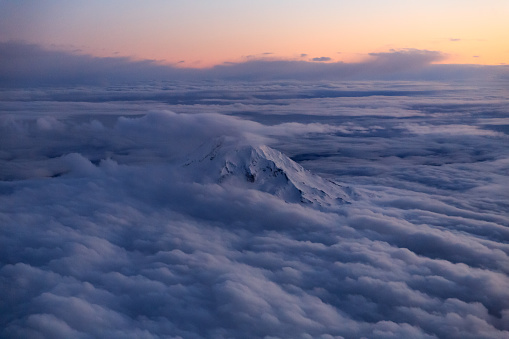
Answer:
184;137;350;207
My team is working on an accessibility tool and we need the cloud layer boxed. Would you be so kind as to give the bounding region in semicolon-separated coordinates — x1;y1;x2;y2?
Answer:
1;42;508;86
1;79;509;338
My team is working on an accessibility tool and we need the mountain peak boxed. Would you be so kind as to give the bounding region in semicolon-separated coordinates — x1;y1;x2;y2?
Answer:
184;138;350;207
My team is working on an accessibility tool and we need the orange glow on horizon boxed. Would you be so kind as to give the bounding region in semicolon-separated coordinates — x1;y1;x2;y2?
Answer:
1;1;507;68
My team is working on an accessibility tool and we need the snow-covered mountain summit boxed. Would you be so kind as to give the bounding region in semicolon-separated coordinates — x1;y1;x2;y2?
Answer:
184;137;350;207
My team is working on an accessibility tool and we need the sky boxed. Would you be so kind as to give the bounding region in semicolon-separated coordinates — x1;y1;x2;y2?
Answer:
1;0;508;67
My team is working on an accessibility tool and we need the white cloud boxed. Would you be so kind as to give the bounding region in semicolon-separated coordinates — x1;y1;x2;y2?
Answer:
1;80;509;338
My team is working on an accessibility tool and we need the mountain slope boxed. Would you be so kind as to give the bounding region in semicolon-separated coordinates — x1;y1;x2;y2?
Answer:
184;138;351;207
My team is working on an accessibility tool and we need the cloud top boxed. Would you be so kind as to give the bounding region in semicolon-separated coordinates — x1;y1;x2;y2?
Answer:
1;62;509;338
2;100;509;337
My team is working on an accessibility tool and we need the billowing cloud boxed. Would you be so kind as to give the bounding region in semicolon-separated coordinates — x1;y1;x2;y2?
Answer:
1;75;509;338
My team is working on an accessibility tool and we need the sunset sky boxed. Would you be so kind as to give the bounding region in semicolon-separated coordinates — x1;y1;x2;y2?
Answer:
1;0;508;67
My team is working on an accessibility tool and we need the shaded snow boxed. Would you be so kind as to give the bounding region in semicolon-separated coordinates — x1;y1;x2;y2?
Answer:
184;137;351;207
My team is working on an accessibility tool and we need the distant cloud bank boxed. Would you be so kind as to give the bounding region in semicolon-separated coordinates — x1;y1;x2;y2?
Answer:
1;41;508;86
